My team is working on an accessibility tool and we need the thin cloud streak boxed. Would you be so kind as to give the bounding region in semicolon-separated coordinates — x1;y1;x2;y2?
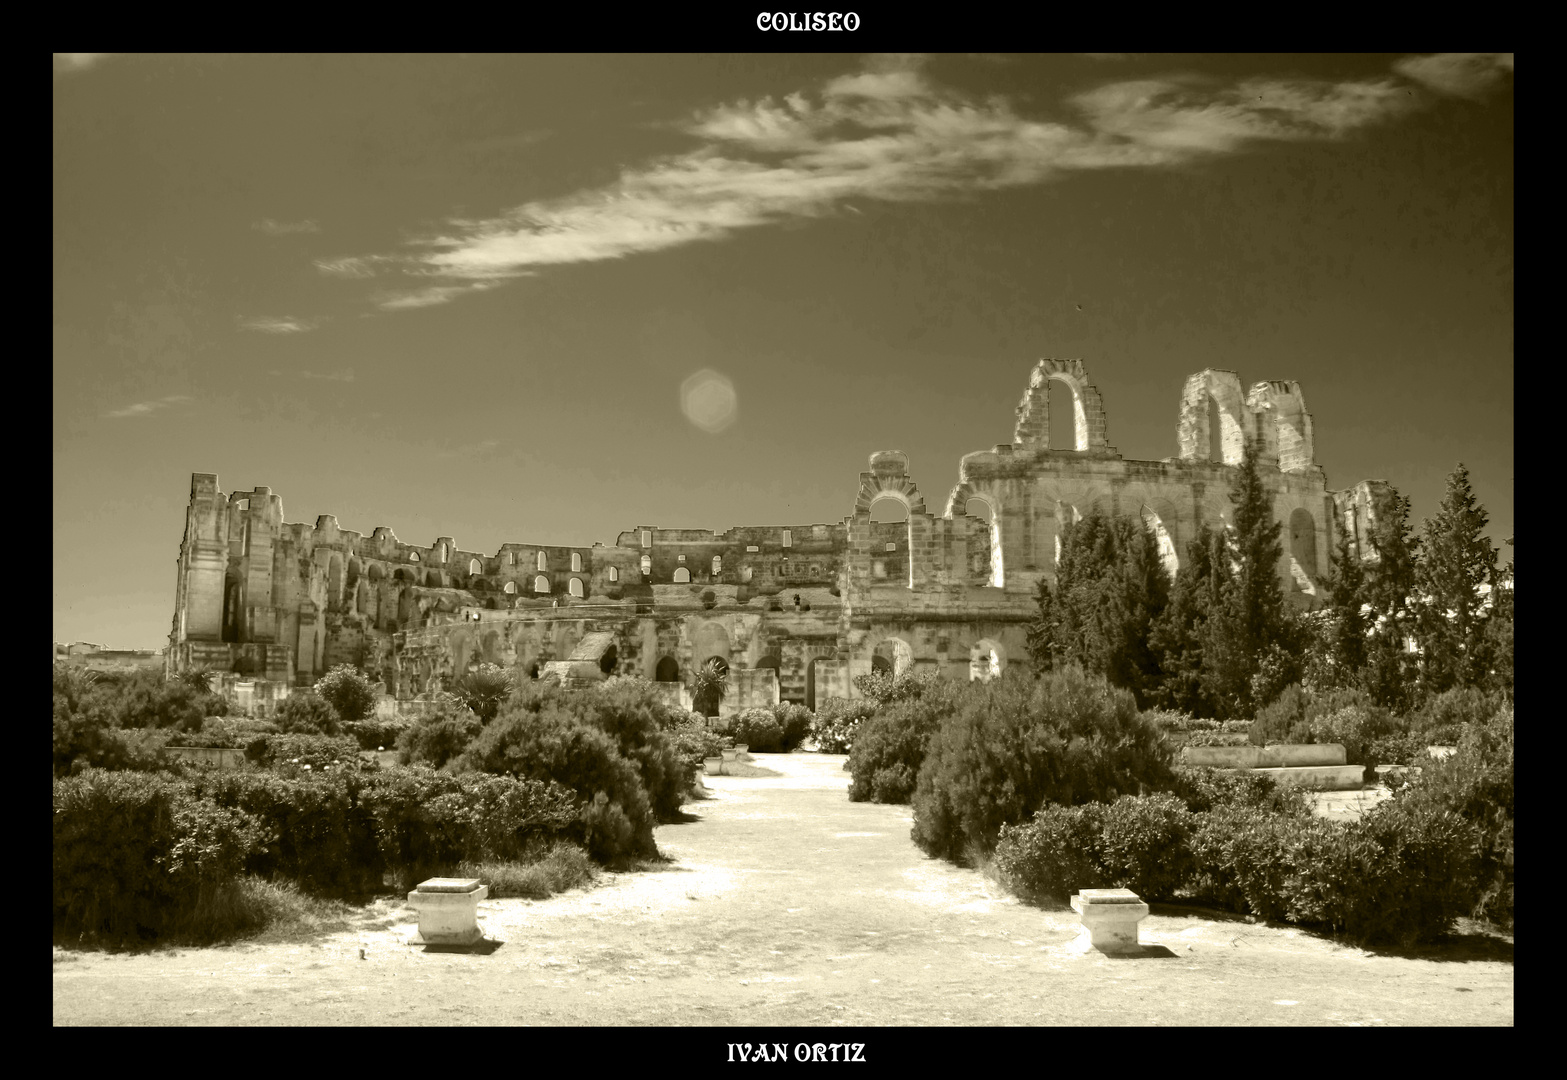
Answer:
54;53;111;75
238;316;322;334
1393;53;1513;100
253;218;321;235
334;54;1511;309
105;394;191;419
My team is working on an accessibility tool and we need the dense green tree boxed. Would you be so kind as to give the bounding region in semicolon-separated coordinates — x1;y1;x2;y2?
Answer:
1197;437;1295;721
1359;489;1422;714
1149;524;1225;717
1302;518;1370;691
1413;464;1499;695
314;664;380;725
1025;509;1170;708
1482;537;1514;699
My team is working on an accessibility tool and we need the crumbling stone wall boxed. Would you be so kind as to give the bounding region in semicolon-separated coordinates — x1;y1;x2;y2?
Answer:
170;358;1396;706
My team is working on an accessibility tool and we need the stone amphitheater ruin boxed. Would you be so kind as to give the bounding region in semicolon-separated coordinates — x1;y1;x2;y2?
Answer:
167;359;1399;716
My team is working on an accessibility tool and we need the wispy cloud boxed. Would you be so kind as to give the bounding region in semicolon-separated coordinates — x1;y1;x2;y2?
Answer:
253;218;321;235
302;368;355;383
433;438;502;461
1392;53;1513;100
54;53;111;75
238;316;322;334
105;394;191;419
328;54;1510;310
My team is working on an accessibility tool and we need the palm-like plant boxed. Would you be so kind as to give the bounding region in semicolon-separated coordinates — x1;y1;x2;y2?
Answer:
174;667;214;693
691;657;729;718
454;662;515;722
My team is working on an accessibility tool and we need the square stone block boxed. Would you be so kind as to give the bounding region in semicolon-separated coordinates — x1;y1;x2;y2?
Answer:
408;880;488;945
1070;888;1149;954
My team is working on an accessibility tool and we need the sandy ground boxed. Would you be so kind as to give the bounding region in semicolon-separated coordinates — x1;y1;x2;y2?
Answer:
53;754;1511;1026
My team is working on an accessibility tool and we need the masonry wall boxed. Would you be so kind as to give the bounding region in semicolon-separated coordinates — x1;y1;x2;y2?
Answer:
168;359;1396;704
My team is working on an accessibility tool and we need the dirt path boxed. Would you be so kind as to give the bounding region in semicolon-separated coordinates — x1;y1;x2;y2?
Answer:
53;754;1511;1025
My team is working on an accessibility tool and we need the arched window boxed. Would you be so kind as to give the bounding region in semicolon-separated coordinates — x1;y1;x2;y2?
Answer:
712;555;722;575
673;567;691;583
536;551;547;571
571;552;582;572
970;639;1005;681
468;558;481;575
533;575;550;594
410;551;421;563
1289;508;1319;594
640;555;651;576
608;565;619;582
568;577;584;597
655;656;680;682
503;581;517;594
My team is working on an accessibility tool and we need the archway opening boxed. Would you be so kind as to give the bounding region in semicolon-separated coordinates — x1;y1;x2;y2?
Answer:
965;495;1003;587
970;639;1005;681
1048;378;1079;450
869;494;913;588
1054;502;1081;568
1141;506;1181;581
1289;507;1319;593
871;638;913;680
655;656;680;682
599;644;618;676
673;567;691;583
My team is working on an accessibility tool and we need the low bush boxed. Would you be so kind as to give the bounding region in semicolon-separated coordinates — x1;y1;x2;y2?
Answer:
244;732;368;774
1170;765;1312;817
771;702;814;750
313;665;380;726
732;708;784;753
1096;793;1196;901
458;840;596;900
167;716;279;749
847;679;959;804
1299;704;1401;767
910;667;1177;864
272;693;342;737
54;769;265;942
396;699;484;769
454;704;656;863
343;716;410;752
1407;687;1507;745
557;679;693;821
1388;705;1512;926
812;698;876;754
993;803;1108;905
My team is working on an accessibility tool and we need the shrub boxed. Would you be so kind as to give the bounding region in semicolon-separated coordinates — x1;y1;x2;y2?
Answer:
396;699;484;769
1170;765;1312;817
732;708;783;752
191;769;381;897
1388;704;1512;926
454;704;657;863
90;669;229;732
910;667;1177;864
167;716;279;749
813;698;876;754
343;716;411;752
1300;704;1401;767
54;769;264;942
313;665;380;725
854;669;944;708
458;840;596;900
1187;802;1312;922
273;693;342;736
1407;687;1507;745
993;803;1108;905
244;732;368;774
847;679;960;804
1280;798;1482;946
1096;793;1196;901
771;702;814;750
557;679;694;821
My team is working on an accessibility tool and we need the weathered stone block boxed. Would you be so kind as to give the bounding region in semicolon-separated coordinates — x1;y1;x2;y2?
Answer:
1069;888;1149;954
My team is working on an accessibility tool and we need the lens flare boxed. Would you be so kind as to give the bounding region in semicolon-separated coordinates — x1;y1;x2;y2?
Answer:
680;369;738;433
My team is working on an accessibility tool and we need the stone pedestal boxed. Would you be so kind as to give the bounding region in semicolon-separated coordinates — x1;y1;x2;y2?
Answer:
704;757;723;775
407;878;487;946
1069;888;1149;954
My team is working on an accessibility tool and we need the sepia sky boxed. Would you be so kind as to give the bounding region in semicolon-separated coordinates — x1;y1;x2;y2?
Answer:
53;53;1513;649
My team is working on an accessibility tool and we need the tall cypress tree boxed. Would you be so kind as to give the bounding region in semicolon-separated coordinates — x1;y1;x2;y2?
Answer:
1198;436;1292;721
1150;523;1224;717
1414;464;1499;695
1306;514;1370;689
1483;536;1514;699
1360;488;1421;714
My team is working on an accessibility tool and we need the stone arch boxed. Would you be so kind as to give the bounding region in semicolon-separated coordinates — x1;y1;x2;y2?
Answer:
1248;380;1316;473
955;487;1004;587
640;555;651;576
673;567;691;583
599;643;618;675
1179;369;1247;465
609;565;619;582
852;451;927;516
345;556;362;595
326;553;344;611
693;622;731;668
426;570;442;588
367;563;384;583
1140;504;1182;580
655;656;680;682
571;552;582;572
970;638;1006;681
396;588;414;626
481;630;501;664
568;577;584;597
712;555;722;576
1012;358;1110;452
504;580;517;594
1289;506;1319;595
536;550;547;572
870;636;914;678
468;558;482;576
356;580;373;618
410;550;421;563
533;575;550;594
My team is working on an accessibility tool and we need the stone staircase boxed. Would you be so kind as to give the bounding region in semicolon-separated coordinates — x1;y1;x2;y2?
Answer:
1179;742;1365;791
